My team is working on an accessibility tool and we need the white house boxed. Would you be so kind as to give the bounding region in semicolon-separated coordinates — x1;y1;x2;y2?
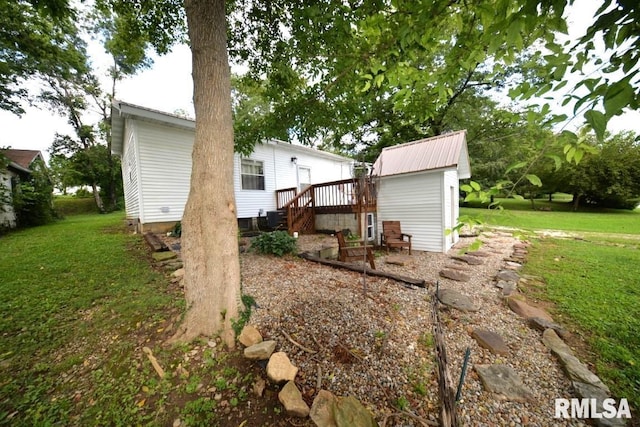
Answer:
111;101;355;232
0;149;45;229
372;130;471;253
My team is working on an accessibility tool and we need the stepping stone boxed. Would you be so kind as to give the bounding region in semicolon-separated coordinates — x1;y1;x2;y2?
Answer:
436;288;479;312
502;282;517;297
572;382;629;427
496;270;520;283
504;261;522;270
526;317;569;338
475;364;534;402
278;381;309;418
244;340;276;360
445;263;469;271
507;297;553;321
471;329;509;355
439;269;470;282
451;255;484;265
466;250;492;257
152;251;177;262
542;330;610;392
385;255;412;266
310;390;377;427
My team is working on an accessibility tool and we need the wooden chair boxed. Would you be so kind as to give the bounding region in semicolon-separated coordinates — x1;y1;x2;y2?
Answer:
335;230;376;269
381;221;412;255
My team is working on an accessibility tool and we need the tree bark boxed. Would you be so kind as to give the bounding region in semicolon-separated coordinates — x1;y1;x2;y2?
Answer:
170;0;242;346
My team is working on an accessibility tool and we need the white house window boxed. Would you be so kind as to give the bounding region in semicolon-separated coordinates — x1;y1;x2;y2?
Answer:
241;159;265;190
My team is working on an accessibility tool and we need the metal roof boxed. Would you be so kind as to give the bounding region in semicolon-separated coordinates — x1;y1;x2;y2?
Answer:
372;130;470;178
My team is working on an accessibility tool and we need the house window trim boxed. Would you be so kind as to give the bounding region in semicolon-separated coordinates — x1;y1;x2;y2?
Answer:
366;212;375;241
240;158;266;191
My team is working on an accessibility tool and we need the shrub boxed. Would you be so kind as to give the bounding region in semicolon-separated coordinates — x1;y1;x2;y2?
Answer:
250;231;297;256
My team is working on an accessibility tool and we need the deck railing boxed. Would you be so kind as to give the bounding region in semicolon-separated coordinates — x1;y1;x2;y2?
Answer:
275;177;377;234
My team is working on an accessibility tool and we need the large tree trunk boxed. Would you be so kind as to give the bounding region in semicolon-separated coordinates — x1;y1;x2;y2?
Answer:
171;0;242;346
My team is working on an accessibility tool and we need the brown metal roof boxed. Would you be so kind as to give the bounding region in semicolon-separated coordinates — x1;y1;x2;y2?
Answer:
1;149;42;170
372;130;469;177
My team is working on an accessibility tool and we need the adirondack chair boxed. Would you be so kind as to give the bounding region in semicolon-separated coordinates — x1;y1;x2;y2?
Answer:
335;230;376;269
381;221;412;254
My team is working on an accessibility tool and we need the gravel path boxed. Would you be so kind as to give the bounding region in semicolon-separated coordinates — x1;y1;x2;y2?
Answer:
238;232;590;426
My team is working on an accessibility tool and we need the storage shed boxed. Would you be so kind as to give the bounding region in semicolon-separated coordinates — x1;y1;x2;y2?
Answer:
372;130;471;253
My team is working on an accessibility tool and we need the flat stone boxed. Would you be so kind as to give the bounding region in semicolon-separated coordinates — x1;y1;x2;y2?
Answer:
502;282;517;297
496;270;520;283
278;381;309;417
439;269;470;282
466;250;491;257
334;396;378;427
238;325;263;347
437;288;479;312
152;251;177;262
171;268;185;278
526;317;569;338
243;340;276;360
385;255;411;266
504;261;522;270
310;390;338;427
451;255;484;265
542;330;610;392
445;263;469;271
572;382;628;427
507;297;553;321
475;364;533;402
471;329;509;355
267;352;299;383
518;275;547;289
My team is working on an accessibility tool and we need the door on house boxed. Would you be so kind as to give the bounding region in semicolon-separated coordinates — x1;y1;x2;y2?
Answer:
298;166;311;191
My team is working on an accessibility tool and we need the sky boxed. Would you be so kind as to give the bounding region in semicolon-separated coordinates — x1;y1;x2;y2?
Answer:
2;2;639;163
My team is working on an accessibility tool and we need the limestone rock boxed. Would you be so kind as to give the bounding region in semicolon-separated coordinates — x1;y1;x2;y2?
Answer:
439;269;470;282
542;330;610;392
278;381;309;418
267;352;299;383
310;390;338;427
526;317;569;338
244;340;276;360
171;268;185;278
572;382;628;427
152;251;177;262
475;364;534;402
507;297;553;321
238;325;263;347
334;396;378;427
437;288;479;312
451;255;484;265
496;269;520;283
501;282;517;297
471;329;509;355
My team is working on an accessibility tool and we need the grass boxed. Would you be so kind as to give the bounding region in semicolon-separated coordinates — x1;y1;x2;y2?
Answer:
53;195;100;216
463;198;640;412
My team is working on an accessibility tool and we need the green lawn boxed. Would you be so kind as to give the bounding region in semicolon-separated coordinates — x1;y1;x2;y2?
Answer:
462;200;640;412
0;214;179;425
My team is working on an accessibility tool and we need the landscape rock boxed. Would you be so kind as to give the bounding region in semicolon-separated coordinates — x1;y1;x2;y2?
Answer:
451;255;484;265
267;352;299;383
334;396;378;427
310;390;338;427
152;251;177;262
466;250;491;257
252;377;266;397
501;282;517;297
542;329;610;392
238;325;263;347
471;329;509;355
437;288;479;312
172;268;185;278
445;263;469;271
507;297;553;321
243;340;276;360
278;381;309;417
527;317;569;338
439;269;470;282
572;382;628;427
495;269;520;283
475;364;534;402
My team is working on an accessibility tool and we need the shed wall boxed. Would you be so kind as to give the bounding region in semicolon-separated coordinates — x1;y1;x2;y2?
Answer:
377;171;445;252
121;120;142;220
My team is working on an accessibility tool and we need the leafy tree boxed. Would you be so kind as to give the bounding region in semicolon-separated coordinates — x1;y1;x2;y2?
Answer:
0;0;88;115
11;157;56;227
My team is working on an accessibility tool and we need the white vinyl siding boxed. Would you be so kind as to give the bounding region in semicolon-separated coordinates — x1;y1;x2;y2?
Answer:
122;120;141;220
377;170;445;253
136;121;193;224
443;170;460;249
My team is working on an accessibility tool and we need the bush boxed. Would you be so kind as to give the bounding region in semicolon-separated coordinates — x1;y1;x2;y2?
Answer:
250;231;297;256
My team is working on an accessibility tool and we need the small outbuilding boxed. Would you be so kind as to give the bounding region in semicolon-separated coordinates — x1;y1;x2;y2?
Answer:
372;130;471;253
0;149;45;229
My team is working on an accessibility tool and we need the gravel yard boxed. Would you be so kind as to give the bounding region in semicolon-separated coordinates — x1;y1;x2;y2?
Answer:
237;232;590;426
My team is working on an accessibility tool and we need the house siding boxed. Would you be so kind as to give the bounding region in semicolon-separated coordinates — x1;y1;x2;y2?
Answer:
136;120;193;225
377;171;445;253
122;120;141;221
0;170;16;228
